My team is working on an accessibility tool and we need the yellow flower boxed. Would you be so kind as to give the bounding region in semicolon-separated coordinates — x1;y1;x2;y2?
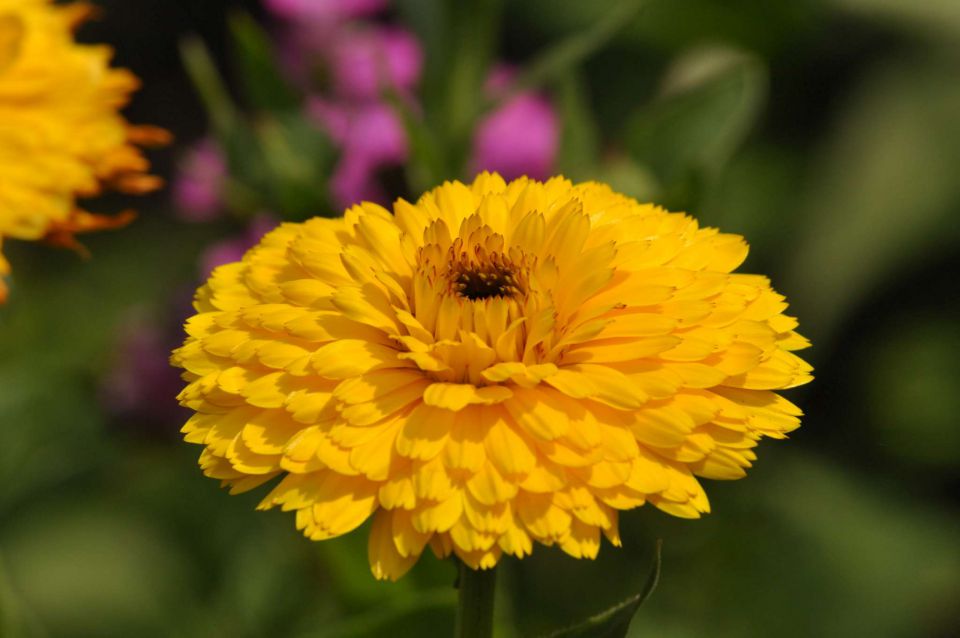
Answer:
0;0;169;302
172;174;812;580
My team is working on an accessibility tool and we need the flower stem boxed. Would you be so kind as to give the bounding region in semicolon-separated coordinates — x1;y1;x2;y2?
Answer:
455;561;497;638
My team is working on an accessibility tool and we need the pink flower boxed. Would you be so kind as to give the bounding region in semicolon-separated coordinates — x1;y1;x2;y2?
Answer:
264;0;386;22
199;215;279;277
173;139;227;223
328;26;423;100
308;98;408;209
469;68;560;181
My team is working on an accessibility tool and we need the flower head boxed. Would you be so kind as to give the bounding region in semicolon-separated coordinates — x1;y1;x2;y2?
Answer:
0;0;169;300
172;174;812;580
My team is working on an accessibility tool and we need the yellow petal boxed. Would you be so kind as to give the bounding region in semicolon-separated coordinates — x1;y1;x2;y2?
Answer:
466;462;518;505
503;386;572;440
396;403;455;460
484;410;537;477
369;509;418;581
391;508;431;558
334;369;425;405
565;336;682;364
423;383;512;411
515;492;571;542
545;365;647;410
442;408;487;472
413;456;456;501
340;380;428;426
411;494;463;534
311;340;410;378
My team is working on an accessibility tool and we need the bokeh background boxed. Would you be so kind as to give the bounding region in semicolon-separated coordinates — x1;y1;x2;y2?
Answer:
2;0;959;636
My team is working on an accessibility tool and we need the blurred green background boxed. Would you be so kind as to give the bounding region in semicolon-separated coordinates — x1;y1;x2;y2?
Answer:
2;0;960;636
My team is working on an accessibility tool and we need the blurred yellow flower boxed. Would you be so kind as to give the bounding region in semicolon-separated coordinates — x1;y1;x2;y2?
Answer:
172;173;812;580
0;0;169;302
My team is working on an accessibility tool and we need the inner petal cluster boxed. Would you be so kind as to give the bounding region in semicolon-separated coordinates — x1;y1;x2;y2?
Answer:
444;222;528;304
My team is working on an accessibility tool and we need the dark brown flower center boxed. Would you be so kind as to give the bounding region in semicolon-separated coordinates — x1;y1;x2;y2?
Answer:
453;263;519;300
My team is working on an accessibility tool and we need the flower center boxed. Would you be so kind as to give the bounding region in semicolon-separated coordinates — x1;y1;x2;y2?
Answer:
428;223;531;303
453;262;519;300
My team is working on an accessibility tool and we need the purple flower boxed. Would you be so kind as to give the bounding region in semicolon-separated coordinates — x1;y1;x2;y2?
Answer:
469;68;560;181
328;26;423;100
173;139;227;223
308;98;408;209
199;215;279;277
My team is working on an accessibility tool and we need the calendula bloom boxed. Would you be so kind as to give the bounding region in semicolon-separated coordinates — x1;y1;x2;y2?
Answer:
0;0;168;301
172;174;812;580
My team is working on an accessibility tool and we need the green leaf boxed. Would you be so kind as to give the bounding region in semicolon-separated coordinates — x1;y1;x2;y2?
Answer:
511;0;817;58
555;72;602;180
179;35;240;138
543;540;662;638
253;113;336;219
592;155;660;202
228;12;300;113
397;0;503;180
624;47;766;203
442;0;504;145
384;89;448;194
394;0;451;114
501;0;647;105
294;588;456;638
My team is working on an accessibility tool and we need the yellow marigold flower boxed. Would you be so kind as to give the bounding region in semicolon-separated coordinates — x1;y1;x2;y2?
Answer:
0;0;169;302
172;174;812;580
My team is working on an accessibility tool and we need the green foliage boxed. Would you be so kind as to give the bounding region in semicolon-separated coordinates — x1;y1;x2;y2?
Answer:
784;58;960;342
397;0;644;186
395;0;503;183
832;0;960;37
501;0;647;104
554;73;601;180
543;541;661;638
180;27;336;218
866;319;960;470
624;47;767;210
228;12;301;113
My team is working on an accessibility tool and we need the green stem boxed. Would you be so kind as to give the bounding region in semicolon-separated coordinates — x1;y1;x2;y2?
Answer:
179;36;239;139
454;561;497;638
